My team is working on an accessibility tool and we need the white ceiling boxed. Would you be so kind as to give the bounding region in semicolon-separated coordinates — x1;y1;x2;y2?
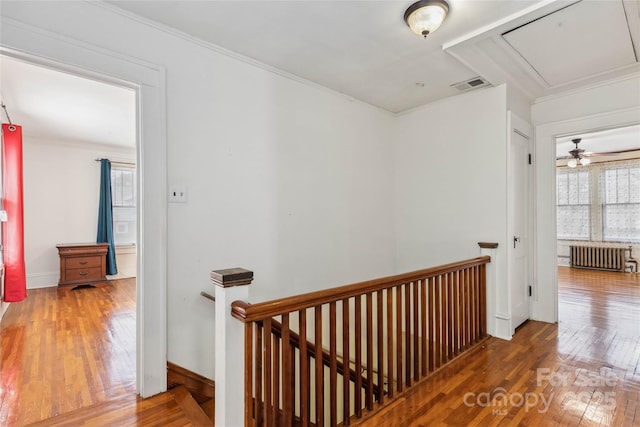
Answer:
556;124;640;158
445;0;640;100
107;0;542;113
0;56;136;147
503;1;636;87
1;0;639;146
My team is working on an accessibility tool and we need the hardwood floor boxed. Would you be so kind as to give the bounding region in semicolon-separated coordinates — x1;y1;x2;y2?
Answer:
1;279;137;426
356;267;640;426
2;268;639;426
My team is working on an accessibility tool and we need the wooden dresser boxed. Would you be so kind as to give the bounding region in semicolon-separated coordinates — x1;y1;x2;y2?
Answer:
57;243;109;286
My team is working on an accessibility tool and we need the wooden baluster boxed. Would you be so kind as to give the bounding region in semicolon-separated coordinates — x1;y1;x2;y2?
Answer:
355;295;363;417
404;283;411;387
273;332;280;426
452;272;459;357
255;322;263;427
436;276;443;369
475;266;482;341
342;298;351;425
376;290;384;405
425;277;436;372
365;293;374;410
425;277;435;373
469;268;478;344
263;318;273;427
330;302;337;427
469;269;476;344
461;268;468;351
413;280;419;382
386;288;394;398
467;267;473;346
281;314;292;426
396;286;403;393
307;354;312;421
299;310;309;427
245;323;254;427
475;266;481;341
315;306;324;426
442;274;447;361
420;278;427;377
480;264;487;337
447;273;453;359
290;346;296;423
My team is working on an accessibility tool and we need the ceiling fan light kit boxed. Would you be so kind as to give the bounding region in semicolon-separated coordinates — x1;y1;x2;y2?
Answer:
404;0;449;38
559;138;620;167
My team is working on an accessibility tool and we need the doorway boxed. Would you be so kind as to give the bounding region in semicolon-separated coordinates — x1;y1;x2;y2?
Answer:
554;125;640;322
1;54;140;412
508;112;532;334
533;107;640;326
0;25;168;396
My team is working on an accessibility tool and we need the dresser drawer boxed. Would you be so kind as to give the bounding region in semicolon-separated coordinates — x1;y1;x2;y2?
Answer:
65;256;102;270
64;267;103;282
57;243;109;286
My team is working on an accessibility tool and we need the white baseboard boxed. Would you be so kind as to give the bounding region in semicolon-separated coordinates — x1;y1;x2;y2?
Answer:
493;313;513;341
27;272;59;289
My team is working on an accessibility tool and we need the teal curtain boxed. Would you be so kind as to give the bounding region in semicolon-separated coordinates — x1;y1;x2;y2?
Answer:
97;159;117;275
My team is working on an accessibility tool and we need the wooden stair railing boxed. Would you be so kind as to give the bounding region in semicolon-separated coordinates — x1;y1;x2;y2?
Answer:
231;256;490;427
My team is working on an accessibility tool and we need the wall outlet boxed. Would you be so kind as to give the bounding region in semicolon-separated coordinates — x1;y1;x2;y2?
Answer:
0;210;7;222
169;186;187;203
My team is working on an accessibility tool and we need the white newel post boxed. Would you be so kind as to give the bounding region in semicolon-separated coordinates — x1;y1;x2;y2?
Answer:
211;268;253;427
478;242;507;340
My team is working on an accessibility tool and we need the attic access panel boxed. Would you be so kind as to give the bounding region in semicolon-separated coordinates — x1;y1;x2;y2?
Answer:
502;0;637;87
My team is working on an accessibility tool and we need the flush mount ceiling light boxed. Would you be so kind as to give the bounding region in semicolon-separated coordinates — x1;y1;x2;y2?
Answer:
404;0;449;38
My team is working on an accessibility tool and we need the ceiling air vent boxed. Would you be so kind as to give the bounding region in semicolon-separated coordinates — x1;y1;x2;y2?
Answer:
450;77;491;92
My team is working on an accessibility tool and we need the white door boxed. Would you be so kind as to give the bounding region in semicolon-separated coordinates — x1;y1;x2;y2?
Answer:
509;113;531;332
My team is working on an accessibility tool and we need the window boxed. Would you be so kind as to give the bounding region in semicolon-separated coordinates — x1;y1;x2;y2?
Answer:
111;167;136;245
602;166;640;242
557;170;590;240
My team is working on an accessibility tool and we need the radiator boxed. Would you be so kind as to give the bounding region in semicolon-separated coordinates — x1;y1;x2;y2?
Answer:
569;245;627;272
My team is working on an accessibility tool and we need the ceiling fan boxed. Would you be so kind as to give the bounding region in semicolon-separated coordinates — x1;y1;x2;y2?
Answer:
556;138;619;167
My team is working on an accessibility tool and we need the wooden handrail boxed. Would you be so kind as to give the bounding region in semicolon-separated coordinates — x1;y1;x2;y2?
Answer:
231;256;490;322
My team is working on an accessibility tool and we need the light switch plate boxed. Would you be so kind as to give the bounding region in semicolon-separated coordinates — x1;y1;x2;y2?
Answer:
0;210;7;222
169;186;187;203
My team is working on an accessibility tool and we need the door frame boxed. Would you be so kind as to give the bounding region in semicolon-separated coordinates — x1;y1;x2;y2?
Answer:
532;107;640;324
1;19;168;397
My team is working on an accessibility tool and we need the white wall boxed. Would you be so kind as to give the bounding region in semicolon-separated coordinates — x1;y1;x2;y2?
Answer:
394;85;509;338
507;85;532;123
532;75;640;323
23;138;135;288
110;245;137;279
394;85;508;270
1;1;396;379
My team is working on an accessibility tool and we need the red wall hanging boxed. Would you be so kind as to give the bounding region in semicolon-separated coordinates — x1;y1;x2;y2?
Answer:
2;123;27;302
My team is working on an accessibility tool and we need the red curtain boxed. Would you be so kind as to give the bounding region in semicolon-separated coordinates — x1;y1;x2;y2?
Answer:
2;123;27;302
